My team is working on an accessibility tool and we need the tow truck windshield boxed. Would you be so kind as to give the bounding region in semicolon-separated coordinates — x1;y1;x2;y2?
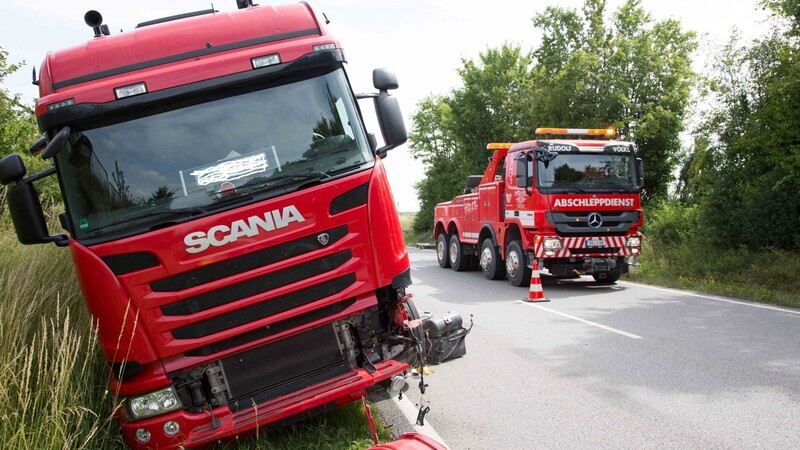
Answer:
536;152;637;193
56;68;372;240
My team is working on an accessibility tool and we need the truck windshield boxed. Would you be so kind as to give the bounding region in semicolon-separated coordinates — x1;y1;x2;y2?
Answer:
56;68;371;240
537;153;636;192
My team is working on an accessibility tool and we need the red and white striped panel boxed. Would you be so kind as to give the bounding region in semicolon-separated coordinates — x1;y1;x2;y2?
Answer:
534;235;634;258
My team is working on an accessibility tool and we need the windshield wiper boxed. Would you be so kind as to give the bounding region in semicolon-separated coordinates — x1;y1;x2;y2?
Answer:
239;171;331;196
587;180;637;193
87;206;208;234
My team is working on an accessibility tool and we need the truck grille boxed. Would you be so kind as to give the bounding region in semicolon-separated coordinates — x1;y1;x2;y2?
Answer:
547;211;639;236
152;225;348;292
172;274;356;339
221;324;350;412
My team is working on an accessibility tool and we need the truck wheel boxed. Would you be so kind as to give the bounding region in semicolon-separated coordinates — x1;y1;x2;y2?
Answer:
592;266;622;284
480;239;506;280
449;234;470;271
437;234;451;268
505;240;531;287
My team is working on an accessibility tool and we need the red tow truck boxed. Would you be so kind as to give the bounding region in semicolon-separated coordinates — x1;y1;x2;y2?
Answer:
0;2;452;448
433;128;644;286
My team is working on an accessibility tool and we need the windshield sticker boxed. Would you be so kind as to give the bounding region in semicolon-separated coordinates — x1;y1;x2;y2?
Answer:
78;218;90;230
178;147;277;197
191;152;268;185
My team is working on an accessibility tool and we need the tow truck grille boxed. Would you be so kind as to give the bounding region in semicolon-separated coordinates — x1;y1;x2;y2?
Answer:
547;211;639;236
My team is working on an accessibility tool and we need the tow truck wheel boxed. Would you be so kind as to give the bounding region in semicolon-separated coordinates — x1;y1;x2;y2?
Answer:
480;239;506;280
449;234;470;271
505;240;531;287
592;266;622;284
437;234;451;268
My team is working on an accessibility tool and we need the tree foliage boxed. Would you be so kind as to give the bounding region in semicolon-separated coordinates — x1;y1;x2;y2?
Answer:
0;47;59;208
678;1;800;250
409;0;696;231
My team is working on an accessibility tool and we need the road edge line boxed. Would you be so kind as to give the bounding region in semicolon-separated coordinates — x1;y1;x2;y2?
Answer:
391;394;449;448
518;301;643;339
618;281;800;316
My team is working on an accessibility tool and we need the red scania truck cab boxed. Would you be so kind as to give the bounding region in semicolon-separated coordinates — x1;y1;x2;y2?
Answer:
434;128;644;286
0;2;432;448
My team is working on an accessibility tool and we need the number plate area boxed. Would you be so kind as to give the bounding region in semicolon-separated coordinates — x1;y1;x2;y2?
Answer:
584;237;607;248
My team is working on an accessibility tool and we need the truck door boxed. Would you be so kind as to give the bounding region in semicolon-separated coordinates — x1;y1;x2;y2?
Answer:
504;151;535;227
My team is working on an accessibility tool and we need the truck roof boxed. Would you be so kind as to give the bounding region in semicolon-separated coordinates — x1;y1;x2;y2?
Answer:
37;3;334;116
510;139;633;152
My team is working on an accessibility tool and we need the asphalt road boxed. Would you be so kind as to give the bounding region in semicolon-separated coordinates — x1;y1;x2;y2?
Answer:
387;247;800;449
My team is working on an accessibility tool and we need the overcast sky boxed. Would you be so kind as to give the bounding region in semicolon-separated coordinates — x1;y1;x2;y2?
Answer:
0;0;773;211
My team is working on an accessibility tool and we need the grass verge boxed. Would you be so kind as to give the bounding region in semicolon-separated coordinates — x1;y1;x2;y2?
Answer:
627;237;800;309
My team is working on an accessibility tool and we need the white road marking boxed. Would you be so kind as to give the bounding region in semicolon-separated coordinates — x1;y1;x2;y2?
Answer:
518;301;643;339
392;394;449;448
619;281;800;316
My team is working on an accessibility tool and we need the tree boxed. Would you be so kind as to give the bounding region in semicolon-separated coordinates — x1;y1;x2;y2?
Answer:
527;0;696;201
0;47;59;209
409;45;533;231
682;1;800;250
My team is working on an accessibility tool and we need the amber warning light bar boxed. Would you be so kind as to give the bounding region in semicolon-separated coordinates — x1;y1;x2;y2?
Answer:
535;127;615;137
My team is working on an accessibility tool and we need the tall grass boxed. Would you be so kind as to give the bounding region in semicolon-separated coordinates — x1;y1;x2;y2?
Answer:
0;204;390;449
0;216;123;449
628;200;800;309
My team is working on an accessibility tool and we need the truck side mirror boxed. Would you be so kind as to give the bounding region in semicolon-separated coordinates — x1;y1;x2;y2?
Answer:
372;68;407;158
0;154;27;185
636;158;644;189
0;154;68;246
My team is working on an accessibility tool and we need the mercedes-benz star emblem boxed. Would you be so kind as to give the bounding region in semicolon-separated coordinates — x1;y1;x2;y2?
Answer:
587;212;603;228
317;233;330;246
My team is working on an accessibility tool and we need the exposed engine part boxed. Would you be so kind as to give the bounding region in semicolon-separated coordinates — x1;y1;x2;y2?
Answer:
332;320;360;363
204;362;230;407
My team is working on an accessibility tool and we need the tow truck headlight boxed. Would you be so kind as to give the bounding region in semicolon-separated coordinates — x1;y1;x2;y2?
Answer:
626;236;641;248
543;238;563;250
126;387;182;420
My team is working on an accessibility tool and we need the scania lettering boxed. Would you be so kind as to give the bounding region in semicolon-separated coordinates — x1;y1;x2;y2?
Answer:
184;206;305;253
433;128;644;286
0;2;460;448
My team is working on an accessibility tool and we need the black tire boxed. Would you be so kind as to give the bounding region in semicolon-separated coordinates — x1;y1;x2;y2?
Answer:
449;234;471;271
436;233;451;268
479;239;506;280
505;240;531;287
592;265;622;284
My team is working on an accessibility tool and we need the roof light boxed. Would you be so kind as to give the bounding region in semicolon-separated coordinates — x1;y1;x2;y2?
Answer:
535;128;616;137
251;53;281;69
114;82;147;99
46;98;75;112
486;143;514;149
313;43;336;52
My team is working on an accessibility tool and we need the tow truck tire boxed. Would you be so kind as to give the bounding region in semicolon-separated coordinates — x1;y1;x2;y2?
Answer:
480;239;506;280
437;234;451;269
505;240;531;287
592;266;622;284
449;234;470;272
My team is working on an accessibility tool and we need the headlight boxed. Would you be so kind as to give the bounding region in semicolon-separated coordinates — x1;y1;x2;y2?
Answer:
543;237;563;250
626;236;641;248
126;387;182;420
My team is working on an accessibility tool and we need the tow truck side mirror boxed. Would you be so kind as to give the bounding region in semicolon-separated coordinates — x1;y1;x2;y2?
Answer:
0;154;68;246
372;68;407;158
636;158;644;189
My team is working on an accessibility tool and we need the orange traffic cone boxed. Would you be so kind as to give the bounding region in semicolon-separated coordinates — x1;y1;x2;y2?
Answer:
524;259;550;302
